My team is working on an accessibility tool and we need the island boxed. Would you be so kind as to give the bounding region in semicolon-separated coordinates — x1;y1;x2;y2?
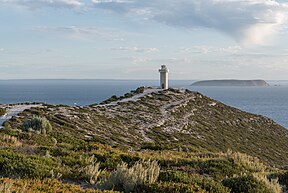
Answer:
191;79;269;86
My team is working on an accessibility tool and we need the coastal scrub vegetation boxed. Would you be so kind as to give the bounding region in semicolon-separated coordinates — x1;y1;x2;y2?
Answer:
0;107;6;116
22;115;52;134
0;88;288;192
99;159;160;192
99;86;146;105
0;135;285;192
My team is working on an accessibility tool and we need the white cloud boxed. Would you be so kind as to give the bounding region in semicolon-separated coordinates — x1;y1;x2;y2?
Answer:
0;0;83;9
93;0;288;46
92;0;132;3
3;0;287;46
112;46;158;52
115;56;193;64
34;26;137;41
180;45;242;54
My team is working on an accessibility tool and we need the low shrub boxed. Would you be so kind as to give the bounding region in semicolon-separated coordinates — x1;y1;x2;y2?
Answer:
143;181;207;193
100;86;146;105
22;116;52;134
141;142;163;150
0;108;6;116
159;170;230;193
99;159;160;193
95;153;123;170
100;95;118;105
278;171;288;187
201;159;243;181
252;173;282;193
0;178;117;193
222;175;275;193
134;87;145;94
0;150;62;179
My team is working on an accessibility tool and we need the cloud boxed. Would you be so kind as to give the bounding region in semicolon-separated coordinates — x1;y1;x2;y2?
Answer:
93;0;288;46
179;45;242;54
115;56;193;64
0;0;83;9
3;0;287;46
33;26;137;41
112;46;158;52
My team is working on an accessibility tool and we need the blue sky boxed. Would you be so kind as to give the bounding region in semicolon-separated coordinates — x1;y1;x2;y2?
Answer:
1;0;288;80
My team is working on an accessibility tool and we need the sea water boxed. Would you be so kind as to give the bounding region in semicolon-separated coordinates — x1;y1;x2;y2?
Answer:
0;79;287;128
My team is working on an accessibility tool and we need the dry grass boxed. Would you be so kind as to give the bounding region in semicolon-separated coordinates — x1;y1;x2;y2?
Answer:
0;134;21;146
253;173;282;193
226;150;267;172
100;159;160;192
81;155;103;185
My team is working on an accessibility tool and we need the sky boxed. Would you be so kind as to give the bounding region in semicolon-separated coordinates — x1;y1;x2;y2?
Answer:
1;0;288;80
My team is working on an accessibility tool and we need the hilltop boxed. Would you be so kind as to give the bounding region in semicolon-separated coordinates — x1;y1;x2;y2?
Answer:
192;79;269;86
3;87;288;166
1;87;288;192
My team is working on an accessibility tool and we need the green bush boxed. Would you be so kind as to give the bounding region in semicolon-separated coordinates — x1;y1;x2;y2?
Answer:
143;181;206;193
0;150;61;179
100;95;118;104
134;86;145;94
201;159;243;181
29;134;57;146
22;116;52;134
141;142;163;150
0;178;117;193
94;153;123;170
0;108;6;116
222;175;274;193
279;171;288;187
100;86;146;105
159;170;230;193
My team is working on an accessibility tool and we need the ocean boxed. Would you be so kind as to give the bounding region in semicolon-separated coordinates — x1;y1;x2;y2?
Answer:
0;79;287;128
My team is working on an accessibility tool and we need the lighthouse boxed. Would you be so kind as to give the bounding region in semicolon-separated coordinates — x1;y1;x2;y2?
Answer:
159;65;169;89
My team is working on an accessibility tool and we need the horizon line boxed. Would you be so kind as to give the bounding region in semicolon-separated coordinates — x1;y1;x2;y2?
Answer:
0;79;287;81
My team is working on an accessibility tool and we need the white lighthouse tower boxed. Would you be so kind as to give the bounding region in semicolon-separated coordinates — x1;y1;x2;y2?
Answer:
159;65;169;89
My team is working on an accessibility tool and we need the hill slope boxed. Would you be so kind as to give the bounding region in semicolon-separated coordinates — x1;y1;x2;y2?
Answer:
4;88;288;167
